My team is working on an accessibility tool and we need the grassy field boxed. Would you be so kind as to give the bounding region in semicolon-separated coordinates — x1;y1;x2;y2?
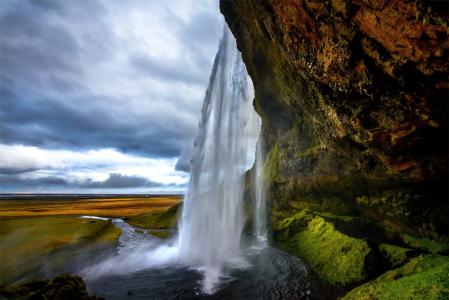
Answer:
0;196;181;218
0;195;182;284
0;217;121;284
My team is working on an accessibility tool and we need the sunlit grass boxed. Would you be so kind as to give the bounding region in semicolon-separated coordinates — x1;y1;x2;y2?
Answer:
0;196;182;284
0;217;121;284
0;196;182;218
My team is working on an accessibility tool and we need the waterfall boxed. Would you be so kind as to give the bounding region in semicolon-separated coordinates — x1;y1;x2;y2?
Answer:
253;137;267;243
177;25;261;294
82;24;268;296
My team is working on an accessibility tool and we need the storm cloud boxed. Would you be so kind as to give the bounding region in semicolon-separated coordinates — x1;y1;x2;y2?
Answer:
0;172;168;191
82;173;162;189
0;0;222;192
0;0;221;157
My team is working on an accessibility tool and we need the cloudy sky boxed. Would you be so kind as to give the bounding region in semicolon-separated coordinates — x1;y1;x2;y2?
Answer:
0;0;223;193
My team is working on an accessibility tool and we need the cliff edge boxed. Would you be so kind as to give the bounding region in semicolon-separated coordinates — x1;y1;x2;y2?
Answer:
221;0;448;298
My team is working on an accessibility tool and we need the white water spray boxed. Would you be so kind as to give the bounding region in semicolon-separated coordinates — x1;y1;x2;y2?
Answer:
253;137;267;243
82;24;267;295
177;25;261;293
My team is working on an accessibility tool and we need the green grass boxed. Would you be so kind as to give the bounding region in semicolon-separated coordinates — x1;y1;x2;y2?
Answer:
127;202;181;230
148;230;172;239
0;217;121;284
0;196;182;284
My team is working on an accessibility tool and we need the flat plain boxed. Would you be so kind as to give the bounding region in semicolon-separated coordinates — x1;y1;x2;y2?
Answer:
0;195;182;284
0;195;182;218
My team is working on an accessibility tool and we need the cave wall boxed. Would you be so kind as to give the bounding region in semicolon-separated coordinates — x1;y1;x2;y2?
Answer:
221;0;448;292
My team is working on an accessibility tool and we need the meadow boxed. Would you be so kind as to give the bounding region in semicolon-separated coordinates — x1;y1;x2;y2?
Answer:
0;195;182;284
0;196;181;218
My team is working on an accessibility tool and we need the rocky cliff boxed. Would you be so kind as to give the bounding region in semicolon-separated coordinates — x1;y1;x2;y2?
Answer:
221;0;448;298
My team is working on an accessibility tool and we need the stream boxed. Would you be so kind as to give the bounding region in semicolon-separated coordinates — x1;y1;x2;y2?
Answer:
78;24;314;300
79;217;312;300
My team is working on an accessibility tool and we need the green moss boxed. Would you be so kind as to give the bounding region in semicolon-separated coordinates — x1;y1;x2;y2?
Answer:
272;209;311;231
356;191;412;218
295;145;322;158
127;202;181;229
264;143;284;184
401;234;449;254
342;254;449;300
315;211;356;223
289;196;353;216
272;210;312;242
379;244;412;267
289;216;371;285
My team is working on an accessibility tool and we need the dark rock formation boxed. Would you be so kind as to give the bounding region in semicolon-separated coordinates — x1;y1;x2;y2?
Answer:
221;0;448;296
0;274;103;300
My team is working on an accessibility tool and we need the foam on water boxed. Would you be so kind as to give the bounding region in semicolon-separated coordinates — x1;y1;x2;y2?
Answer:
82;219;179;279
79;216;110;221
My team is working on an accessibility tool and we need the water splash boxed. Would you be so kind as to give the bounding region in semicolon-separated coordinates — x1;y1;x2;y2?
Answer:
177;25;261;293
82;25;265;295
253;137;267;245
82;219;179;279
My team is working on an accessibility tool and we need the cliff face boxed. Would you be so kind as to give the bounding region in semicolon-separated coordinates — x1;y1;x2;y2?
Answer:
221;0;448;295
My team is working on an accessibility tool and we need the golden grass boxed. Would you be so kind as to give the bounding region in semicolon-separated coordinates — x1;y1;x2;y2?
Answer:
0;196;182;218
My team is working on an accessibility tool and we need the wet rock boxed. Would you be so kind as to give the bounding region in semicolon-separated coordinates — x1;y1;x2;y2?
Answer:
0;274;103;300
222;0;447;295
221;0;448;247
341;254;449;299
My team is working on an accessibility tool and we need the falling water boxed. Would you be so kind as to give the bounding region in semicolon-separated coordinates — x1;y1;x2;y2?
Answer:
253;137;267;244
82;24;272;296
177;25;261;293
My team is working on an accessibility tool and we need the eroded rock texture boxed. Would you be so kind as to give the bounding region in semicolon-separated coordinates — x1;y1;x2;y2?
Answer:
222;0;448;293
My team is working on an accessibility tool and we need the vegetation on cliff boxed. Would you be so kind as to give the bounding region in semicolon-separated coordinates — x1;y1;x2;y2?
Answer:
221;0;448;238
222;0;448;297
291;215;370;285
342;254;449;300
273;210;371;285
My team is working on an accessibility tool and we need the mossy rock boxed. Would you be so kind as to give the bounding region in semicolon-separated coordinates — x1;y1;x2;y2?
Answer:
295;145;323;158
272;209;312;235
0;274;104;300
127;203;181;229
341;254;449;300
379;244;414;268
401;234;449;254
264;143;285;184
288;215;371;285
